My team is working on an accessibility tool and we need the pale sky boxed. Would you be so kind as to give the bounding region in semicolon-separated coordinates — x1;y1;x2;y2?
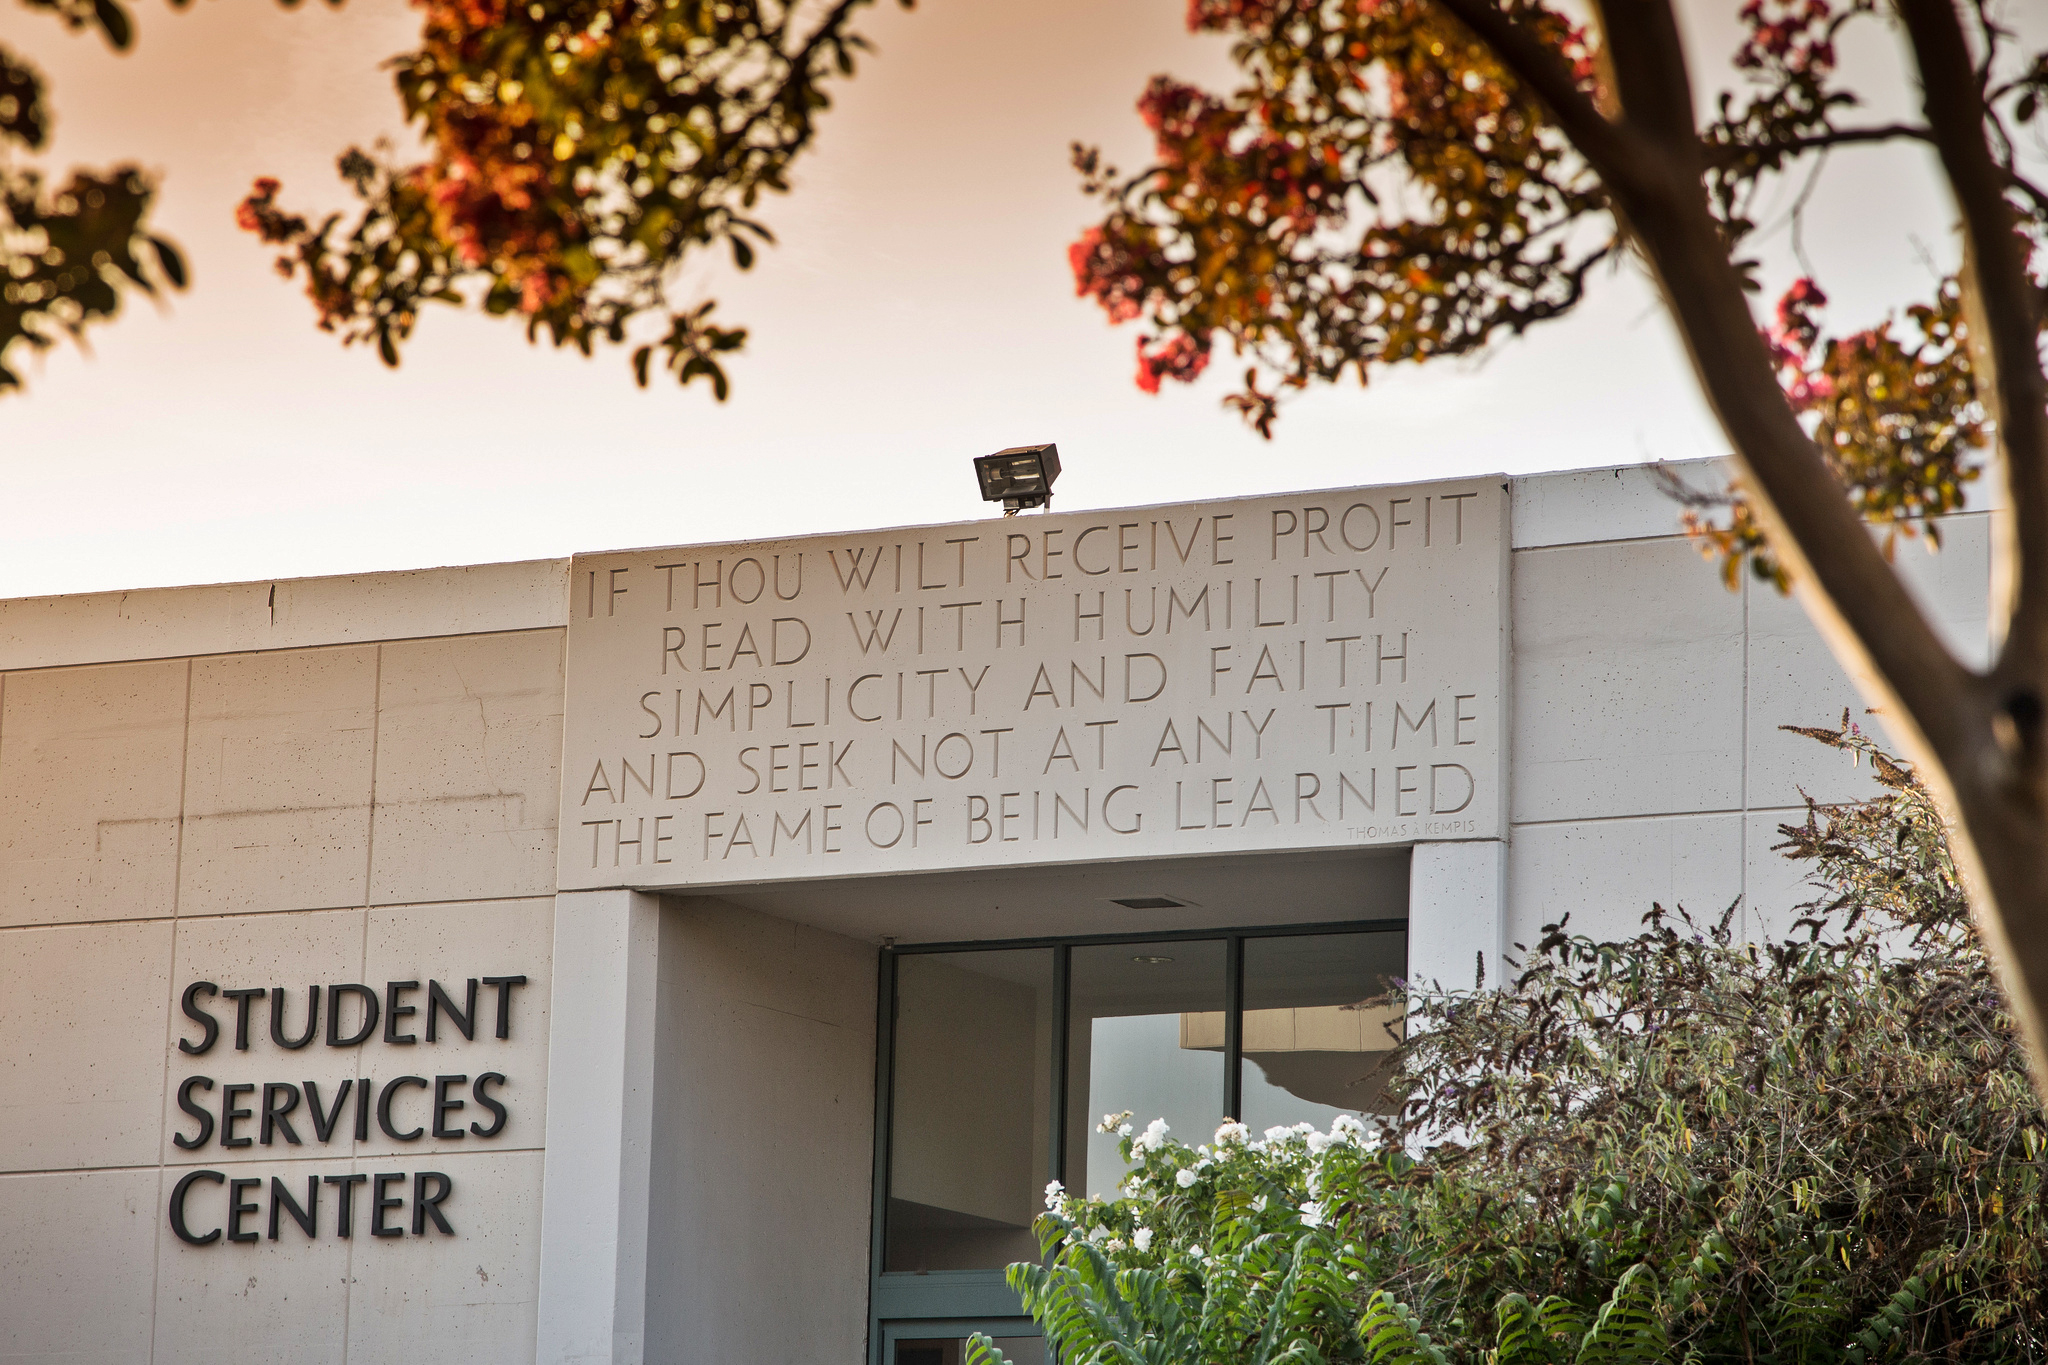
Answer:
0;0;1980;597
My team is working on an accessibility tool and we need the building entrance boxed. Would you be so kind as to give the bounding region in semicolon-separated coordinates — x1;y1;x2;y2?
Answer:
870;919;1407;1357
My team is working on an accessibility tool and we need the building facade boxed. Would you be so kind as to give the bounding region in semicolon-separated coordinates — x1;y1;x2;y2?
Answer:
0;462;1992;1364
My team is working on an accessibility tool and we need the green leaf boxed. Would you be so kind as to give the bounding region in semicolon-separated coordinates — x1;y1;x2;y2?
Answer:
90;0;133;50
1843;1269;1932;1365
560;245;601;287
149;237;187;289
962;1333;1014;1365
1360;1291;1450;1365
1574;1265;1666;1365
0;45;49;150
1497;1294;1552;1365
1536;1296;1586;1349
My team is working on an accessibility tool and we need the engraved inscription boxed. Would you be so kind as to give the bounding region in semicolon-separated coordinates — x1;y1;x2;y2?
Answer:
559;482;1506;886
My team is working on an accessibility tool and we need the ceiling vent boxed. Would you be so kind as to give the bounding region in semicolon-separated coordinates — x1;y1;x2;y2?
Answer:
1108;895;1194;910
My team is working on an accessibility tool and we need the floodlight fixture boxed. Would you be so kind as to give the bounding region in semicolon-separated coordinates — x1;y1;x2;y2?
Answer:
975;443;1061;515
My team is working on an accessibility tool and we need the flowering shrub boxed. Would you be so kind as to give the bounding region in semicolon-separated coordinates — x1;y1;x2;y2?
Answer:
969;724;2047;1365
980;1112;1406;1365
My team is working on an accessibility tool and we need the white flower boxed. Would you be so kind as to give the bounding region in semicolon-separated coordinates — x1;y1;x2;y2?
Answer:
1099;1109;1133;1134
1175;1168;1198;1188
1133;1226;1155;1252
1137;1117;1171;1151
1214;1122;1249;1146
1263;1124;1293;1143
1044;1180;1066;1210
1252;1194;1269;1213
1306;1131;1333;1155
1189;1244;1205;1259
1299;1200;1326;1228
1118;1122;1134;1138
1104;1237;1126;1252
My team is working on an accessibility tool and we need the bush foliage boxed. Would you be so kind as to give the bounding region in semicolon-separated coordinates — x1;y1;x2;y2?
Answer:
973;721;2047;1365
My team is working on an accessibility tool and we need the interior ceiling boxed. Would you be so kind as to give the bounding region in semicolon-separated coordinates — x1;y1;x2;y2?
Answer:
678;846;1411;946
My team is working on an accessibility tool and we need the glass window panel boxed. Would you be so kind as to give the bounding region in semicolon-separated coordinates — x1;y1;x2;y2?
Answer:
1239;931;1406;1134
1067;940;1227;1200
892;1335;1046;1365
887;950;1055;1272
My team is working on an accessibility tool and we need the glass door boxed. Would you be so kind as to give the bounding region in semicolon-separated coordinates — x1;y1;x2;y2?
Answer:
1065;940;1226;1200
886;949;1055;1274
870;919;1405;1364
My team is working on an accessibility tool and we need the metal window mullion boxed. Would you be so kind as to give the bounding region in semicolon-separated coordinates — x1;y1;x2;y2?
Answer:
868;947;898;1365
1223;935;1244;1123
1049;943;1071;1186
891;915;1406;956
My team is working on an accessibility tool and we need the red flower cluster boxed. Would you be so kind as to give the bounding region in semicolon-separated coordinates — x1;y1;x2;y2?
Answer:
1560;20;1598;87
1137;77;1224;168
1076;0;1610;418
1767;277;1835;406
1135;333;1211;394
1737;0;1845;76
1185;0;1277;34
1069;227;1149;323
428;0;506;37
234;178;303;243
1137;76;1344;231
407;60;567;315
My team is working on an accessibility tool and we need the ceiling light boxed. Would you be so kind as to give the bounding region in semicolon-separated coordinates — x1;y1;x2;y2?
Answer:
1132;955;1175;965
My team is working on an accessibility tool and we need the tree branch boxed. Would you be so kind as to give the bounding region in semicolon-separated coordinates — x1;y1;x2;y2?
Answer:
2001;169;2048;221
1423;0;1979;786
1424;0;1653;196
1587;2;1981;771
1704;123;1933;168
1894;0;2048;685
1587;0;1699;157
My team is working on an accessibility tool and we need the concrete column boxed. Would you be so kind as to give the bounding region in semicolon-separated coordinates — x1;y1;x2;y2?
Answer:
1407;841;1506;993
536;889;662;1365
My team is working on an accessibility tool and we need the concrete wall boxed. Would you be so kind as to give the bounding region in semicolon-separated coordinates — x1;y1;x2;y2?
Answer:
0;467;2004;1364
1506;465;1991;950
0;622;565;1365
644;898;877;1365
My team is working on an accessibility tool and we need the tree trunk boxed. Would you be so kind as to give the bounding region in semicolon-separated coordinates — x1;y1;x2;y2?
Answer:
1427;0;2048;1103
1941;742;2048;1091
